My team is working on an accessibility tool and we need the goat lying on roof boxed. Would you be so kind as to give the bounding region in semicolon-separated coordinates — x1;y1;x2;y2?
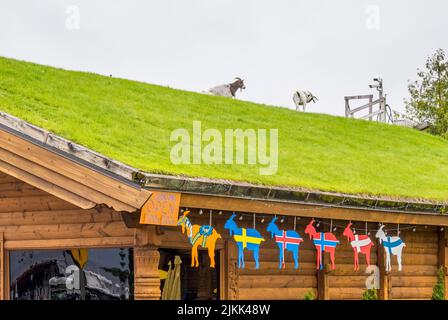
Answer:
205;78;246;98
293;90;318;112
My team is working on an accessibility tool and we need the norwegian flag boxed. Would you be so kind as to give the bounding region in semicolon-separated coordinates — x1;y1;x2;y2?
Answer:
313;232;339;270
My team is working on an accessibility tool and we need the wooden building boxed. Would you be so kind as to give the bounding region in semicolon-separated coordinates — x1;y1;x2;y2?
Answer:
0;111;446;300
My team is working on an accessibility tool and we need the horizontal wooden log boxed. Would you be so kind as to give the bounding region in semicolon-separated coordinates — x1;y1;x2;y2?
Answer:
0;195;78;212
331;264;378;276
4;236;134;250
329;276;370;288
239;287;316;300
401;253;438;265
239;275;317;288
329;287;366;300
391;287;433;299
239;261;318;275
391;276;438;287
1;221;132;241
389;265;438;276
0;209;122;226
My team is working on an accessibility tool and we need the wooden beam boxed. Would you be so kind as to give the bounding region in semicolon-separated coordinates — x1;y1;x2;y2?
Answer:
180;194;448;226
317;269;329;300
4;236;134;250
4;251;9;300
0;233;3;300
0;158;96;210
0;129;151;211
134;226;162;247
377;241;391;300
438;228;448;300
0;147;138;211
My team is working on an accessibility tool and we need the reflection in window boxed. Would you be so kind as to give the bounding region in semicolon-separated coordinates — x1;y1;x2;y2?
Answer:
10;248;133;300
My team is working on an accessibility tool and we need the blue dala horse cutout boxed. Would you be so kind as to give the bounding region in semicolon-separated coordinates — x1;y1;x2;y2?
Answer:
267;217;303;269
224;214;265;269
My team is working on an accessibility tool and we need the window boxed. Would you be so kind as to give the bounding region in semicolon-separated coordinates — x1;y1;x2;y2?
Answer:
9;248;133;300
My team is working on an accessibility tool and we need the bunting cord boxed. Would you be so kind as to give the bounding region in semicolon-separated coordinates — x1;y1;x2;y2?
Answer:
183;208;427;233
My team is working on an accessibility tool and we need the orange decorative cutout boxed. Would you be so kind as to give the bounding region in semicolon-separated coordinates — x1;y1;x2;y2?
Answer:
140;191;181;226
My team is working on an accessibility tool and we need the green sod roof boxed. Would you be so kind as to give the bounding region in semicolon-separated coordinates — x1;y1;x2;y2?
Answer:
1;56;448;202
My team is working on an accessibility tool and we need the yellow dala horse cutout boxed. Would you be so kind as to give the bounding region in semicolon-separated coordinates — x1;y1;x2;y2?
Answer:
177;210;221;268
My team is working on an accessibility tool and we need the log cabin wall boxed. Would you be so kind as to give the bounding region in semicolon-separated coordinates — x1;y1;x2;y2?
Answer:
161;210;318;300
162;210;442;300
0;174;443;300
389;229;439;299
328;221;378;300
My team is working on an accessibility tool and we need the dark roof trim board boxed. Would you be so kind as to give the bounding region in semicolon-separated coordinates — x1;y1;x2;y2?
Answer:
0;110;445;215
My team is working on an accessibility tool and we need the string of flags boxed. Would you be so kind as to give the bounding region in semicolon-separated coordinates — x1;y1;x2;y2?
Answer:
176;208;434;271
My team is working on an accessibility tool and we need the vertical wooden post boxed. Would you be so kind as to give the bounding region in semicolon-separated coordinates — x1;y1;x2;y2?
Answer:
219;241;229;300
0;233;4;300
438;228;448;299
227;241;239;300
377;242;391;300
317;255;329;300
133;226;162;300
368;95;373;121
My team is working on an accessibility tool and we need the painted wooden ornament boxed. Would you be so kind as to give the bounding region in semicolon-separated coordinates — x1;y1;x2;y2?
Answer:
176;210;221;268
305;219;339;270
375;225;406;271
267;216;303;269
224;213;265;269
343;222;374;271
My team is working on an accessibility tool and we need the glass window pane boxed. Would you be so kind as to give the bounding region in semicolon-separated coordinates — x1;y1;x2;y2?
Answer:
9;248;134;300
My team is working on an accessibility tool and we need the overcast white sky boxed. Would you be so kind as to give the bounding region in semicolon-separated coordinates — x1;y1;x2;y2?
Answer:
1;0;447;116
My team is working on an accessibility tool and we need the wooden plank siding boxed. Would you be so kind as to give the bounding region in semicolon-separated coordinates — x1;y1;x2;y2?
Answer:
0;173;133;251
165;209;442;300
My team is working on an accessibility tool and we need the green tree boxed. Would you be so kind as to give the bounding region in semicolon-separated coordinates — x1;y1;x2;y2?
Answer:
405;49;448;138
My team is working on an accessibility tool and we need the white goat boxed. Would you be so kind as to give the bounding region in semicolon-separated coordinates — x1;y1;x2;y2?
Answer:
293;90;318;112
205;78;246;98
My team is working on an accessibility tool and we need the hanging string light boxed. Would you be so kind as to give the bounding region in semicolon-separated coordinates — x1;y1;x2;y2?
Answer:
280;216;285;223
199;209;203;215
260;216;265;223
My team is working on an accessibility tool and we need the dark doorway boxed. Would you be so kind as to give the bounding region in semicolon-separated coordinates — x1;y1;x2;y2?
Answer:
159;249;219;300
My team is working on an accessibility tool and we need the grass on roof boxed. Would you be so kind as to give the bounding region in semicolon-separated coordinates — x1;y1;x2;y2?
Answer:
1;56;448;201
